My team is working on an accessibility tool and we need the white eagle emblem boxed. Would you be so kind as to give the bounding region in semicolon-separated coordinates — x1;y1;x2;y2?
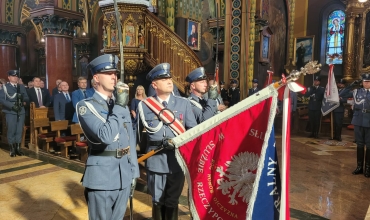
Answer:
79;106;87;115
216;152;259;205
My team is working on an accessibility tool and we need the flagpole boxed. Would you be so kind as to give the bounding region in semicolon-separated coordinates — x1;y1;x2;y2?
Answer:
331;112;334;139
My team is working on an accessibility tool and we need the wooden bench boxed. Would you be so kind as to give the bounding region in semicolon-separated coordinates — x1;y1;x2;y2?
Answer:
70;123;88;162
51;120;76;158
28;102;54;151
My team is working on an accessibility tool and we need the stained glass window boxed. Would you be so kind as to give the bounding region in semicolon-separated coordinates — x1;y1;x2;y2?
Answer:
326;10;345;64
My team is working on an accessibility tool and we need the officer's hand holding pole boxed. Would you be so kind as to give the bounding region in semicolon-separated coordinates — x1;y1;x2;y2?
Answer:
115;81;129;107
163;137;175;150
11;105;20;113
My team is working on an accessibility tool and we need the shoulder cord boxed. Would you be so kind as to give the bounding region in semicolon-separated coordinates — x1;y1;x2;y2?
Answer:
76;100;119;145
3;85;17;99
188;97;203;110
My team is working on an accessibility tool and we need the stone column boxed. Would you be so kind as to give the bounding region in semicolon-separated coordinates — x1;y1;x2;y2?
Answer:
343;13;356;81
0;24;23;79
31;9;83;93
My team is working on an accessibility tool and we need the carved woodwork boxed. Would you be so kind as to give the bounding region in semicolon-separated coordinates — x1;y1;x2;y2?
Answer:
100;3;202;92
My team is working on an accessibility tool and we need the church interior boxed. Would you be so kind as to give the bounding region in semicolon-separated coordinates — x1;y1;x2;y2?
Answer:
1;0;370;219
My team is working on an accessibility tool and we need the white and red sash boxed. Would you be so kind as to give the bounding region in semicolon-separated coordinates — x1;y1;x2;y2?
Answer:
142;97;186;135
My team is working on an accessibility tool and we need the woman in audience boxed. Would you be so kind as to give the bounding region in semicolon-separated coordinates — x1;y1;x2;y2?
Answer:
130;85;146;127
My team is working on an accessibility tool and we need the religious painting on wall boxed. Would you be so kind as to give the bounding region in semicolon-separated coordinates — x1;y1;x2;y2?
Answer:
110;25;117;47
187;19;201;50
326;10;345;65
294;36;315;70
260;35;270;63
124;20;136;47
138;25;145;48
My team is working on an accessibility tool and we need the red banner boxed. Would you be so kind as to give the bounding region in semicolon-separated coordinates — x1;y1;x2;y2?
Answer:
175;96;277;219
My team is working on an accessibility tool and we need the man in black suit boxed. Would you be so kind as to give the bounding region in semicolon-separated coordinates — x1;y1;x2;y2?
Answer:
53;81;73;121
228;80;240;107
27;77;51;108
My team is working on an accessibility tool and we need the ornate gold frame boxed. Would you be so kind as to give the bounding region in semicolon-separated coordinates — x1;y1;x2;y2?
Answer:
186;19;201;51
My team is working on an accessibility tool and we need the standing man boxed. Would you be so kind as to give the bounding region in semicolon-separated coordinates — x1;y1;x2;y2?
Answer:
137;63;197;219
27;77;51;108
248;79;259;97
52;79;62;97
220;81;228;104
77;54;139;219
186;67;223;123
0;70;29;157
351;73;370;177
53;81;73;121
304;76;325;138
228;80;240;107
72;77;94;123
332;79;352;141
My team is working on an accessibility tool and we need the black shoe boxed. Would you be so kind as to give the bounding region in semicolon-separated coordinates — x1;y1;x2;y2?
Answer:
9;144;16;157
309;133;314;138
165;206;178;220
15;143;24;156
365;165;370;178
336;137;342;142
352;166;363;175
152;203;163;220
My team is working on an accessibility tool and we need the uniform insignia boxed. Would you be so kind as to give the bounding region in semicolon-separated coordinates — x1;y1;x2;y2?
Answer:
153;116;158;120
163;63;167;69
79;106;87;115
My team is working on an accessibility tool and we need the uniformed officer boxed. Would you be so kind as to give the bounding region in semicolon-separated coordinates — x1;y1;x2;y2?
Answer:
304;75;325;138
351;73;370;177
220;81;228;103
248;78;259;97
186;67;222;123
77;54;139;219
0;70;29;157
228;80;240;107
332;79;352;141
137;63;197;220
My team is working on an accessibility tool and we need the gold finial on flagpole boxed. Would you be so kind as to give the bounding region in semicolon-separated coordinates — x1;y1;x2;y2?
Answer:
273;61;322;89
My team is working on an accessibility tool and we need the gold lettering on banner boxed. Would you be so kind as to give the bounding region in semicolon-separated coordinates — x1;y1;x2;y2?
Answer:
198;140;216;173
248;129;265;140
212;198;238;219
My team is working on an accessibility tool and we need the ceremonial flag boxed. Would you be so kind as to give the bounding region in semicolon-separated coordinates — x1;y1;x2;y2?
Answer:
172;86;283;220
321;64;340;116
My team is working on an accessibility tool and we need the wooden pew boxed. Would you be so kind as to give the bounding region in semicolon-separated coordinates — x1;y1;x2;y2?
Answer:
28;102;54;150
51;120;76;158
70;123;88;163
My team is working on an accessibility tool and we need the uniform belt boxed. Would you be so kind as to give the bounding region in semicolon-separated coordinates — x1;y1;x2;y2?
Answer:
149;140;163;146
90;147;130;158
355;108;370;113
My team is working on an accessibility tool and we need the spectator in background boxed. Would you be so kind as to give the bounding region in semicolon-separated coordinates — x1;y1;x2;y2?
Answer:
0;79;7;89
131;85;146;127
72;77;94;123
53;81;73;121
52;79;62;97
27;77;51;108
27;81;33;89
40;80;45;89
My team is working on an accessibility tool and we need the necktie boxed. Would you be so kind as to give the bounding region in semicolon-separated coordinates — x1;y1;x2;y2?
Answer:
162;101;168;108
108;98;114;114
83;90;87;98
14;84;16;88
37;89;43;106
65;93;70;102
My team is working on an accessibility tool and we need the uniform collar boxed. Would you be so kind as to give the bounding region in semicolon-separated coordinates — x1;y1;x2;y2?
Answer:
156;94;170;104
94;89;115;102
